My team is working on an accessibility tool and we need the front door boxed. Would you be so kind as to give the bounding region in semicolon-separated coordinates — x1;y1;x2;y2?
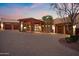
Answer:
34;24;41;32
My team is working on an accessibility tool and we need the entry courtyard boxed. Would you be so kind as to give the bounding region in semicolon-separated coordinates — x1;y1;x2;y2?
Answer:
0;30;79;56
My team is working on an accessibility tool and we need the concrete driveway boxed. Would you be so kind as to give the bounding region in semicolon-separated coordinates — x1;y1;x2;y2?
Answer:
0;30;79;56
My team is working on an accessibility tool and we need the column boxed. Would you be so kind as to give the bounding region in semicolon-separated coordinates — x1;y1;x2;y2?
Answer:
52;25;55;33
20;21;23;32
1;22;4;31
12;25;14;30
63;25;66;34
31;23;34;32
73;25;76;35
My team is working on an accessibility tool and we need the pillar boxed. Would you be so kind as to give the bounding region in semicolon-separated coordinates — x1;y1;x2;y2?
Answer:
20;21;23;32
73;25;76;35
63;25;66;34
0;22;4;31
52;25;55;33
31;23;34;32
12;25;14;30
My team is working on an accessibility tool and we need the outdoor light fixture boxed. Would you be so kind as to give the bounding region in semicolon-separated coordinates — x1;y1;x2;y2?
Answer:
24;27;27;29
46;16;49;19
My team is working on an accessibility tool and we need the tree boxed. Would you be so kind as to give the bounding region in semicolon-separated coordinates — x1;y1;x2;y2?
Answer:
42;15;53;32
51;3;79;35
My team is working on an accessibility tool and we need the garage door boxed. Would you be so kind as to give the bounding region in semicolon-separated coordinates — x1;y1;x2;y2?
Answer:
4;23;12;30
55;24;64;34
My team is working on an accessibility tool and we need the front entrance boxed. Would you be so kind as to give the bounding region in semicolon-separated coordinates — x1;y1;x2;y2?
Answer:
34;24;41;32
23;23;32;32
23;23;42;32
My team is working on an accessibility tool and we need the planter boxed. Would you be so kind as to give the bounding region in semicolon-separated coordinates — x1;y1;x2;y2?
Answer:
65;35;79;43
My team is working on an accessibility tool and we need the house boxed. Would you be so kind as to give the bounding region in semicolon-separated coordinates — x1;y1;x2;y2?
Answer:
0;16;79;35
0;18;54;33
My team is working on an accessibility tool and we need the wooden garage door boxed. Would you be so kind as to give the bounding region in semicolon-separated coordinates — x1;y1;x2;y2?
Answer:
0;23;1;29
4;23;12;30
57;25;64;34
55;24;64;34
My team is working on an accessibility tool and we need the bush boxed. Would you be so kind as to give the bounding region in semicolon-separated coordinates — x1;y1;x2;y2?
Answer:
65;37;72;43
65;35;79;43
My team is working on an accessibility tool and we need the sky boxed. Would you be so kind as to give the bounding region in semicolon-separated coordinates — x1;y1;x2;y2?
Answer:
0;3;58;21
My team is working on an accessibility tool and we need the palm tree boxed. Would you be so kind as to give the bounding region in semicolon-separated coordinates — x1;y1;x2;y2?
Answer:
42;15;53;32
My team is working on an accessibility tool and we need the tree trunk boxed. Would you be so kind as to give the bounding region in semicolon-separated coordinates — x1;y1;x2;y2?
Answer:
70;18;75;36
70;25;73;35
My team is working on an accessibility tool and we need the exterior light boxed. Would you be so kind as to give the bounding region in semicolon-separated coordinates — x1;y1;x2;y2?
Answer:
24;27;27;29
73;25;76;29
46;16;49;19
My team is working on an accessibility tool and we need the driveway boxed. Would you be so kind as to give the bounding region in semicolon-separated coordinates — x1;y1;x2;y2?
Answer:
0;30;79;56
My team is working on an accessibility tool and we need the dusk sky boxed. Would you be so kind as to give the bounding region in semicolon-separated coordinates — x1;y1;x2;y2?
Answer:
0;3;58;21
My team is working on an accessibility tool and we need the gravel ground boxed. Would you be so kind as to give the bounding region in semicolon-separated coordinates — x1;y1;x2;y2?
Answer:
0;30;79;56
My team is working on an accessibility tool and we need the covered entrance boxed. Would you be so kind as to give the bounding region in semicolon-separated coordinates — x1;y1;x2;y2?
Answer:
18;18;43;32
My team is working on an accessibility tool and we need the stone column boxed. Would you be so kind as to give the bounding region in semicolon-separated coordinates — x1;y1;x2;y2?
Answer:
12;25;14;30
20;21;23;32
73;25;76;35
52;25;55;33
31;23;34;32
0;22;4;31
63;25;66;34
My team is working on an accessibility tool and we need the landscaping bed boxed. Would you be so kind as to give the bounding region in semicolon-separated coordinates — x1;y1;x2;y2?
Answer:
59;38;79;51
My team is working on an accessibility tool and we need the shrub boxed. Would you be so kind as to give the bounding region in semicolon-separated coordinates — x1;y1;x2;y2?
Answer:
65;35;79;43
65;37;72;43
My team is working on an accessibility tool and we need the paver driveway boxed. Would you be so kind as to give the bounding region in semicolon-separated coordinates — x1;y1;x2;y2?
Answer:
0;30;79;56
